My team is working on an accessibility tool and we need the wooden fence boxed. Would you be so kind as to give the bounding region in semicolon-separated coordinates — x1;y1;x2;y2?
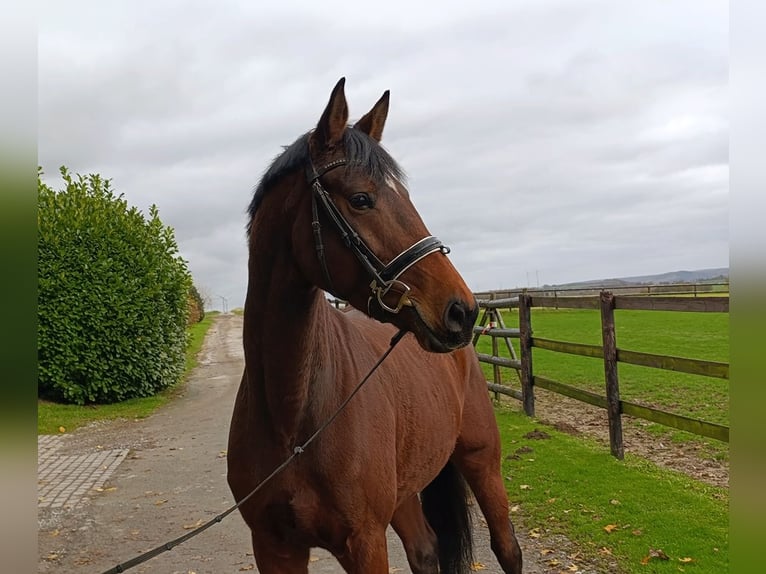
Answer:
474;281;729;301
474;291;729;459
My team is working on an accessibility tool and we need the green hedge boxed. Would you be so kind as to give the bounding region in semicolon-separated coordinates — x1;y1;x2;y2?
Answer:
38;167;192;404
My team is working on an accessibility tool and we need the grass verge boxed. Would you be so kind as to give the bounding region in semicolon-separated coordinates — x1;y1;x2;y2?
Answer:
497;405;728;573
37;312;219;435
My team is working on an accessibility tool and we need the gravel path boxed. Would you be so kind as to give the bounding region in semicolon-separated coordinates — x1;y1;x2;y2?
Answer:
38;314;615;574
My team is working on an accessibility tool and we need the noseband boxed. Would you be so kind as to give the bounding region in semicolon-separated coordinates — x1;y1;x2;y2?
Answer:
306;158;450;314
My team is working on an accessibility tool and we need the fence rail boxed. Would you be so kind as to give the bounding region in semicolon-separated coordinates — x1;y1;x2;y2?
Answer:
474;290;730;458
474;281;729;302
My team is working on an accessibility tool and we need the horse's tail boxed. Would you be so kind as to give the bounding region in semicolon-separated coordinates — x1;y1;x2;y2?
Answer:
421;461;474;574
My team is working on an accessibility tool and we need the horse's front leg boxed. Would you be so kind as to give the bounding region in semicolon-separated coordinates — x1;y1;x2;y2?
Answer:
453;383;523;573
452;449;523;574
251;532;310;574
391;495;439;574
334;527;390;574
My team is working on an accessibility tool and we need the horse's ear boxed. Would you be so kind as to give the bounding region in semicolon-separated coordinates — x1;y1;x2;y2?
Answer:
312;77;349;152
353;90;390;142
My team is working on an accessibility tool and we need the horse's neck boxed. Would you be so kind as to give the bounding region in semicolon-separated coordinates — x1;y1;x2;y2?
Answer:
242;249;331;449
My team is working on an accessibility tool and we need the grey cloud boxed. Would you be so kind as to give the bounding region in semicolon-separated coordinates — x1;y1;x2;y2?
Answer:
38;0;728;309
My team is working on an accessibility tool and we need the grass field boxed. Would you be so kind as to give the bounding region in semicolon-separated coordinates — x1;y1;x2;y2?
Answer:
475;307;729;449
37;312;219;434
497;405;728;573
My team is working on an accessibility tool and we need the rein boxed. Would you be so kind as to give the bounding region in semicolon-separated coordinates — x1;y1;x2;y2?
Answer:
307;158;450;314
99;328;407;574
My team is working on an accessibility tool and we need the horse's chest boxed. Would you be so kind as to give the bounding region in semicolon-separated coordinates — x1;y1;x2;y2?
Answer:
251;480;349;552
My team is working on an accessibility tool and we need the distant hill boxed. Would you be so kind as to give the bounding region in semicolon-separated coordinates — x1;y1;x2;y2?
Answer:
550;267;729;289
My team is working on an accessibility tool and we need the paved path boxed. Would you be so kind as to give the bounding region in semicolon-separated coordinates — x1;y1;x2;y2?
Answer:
38;435;127;510
38;314;602;574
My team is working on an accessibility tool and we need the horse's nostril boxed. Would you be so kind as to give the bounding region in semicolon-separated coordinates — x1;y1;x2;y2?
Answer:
445;300;469;334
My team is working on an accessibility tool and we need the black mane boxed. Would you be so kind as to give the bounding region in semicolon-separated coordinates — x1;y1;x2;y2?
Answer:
246;127;405;233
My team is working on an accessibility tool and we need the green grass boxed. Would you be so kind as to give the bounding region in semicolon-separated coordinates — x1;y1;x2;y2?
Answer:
37;313;218;435
497;406;728;573
475;308;729;454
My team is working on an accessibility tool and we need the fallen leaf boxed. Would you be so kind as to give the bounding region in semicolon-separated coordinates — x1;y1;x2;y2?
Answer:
238;565;254;571
182;519;204;529
58;426;66;433
388;568;403;573
470;562;486;571
509;505;520;513
309;556;319;563
519;484;531;490
641;548;670;564
678;557;694;563
603;524;618;533
598;547;613;556
610;499;621;505
547;558;560;567
540;549;554;556
49;529;60;537
528;527;541;539
547;498;557;504
155;499;169;506
567;564;579;572
46;552;59;561
218;450;228;458
632;529;643;536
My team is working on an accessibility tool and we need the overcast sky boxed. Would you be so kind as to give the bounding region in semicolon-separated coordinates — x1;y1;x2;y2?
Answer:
38;0;728;309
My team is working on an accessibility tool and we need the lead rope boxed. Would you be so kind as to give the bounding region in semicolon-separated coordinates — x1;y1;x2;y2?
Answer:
100;328;408;574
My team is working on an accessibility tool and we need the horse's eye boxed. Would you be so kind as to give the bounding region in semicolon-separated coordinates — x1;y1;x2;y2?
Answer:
348;193;373;210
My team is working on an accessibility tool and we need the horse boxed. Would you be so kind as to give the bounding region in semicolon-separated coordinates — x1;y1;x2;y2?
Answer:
227;78;523;574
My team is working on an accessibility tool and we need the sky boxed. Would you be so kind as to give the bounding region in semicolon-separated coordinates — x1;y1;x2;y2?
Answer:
38;0;729;310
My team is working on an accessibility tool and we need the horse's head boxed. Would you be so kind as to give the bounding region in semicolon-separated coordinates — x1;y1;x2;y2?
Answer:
253;78;478;353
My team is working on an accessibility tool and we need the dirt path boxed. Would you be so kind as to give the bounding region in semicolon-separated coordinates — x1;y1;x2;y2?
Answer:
530;389;729;489
38;315;615;574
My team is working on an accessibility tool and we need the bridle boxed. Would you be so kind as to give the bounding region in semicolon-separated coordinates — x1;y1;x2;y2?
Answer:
307;157;451;314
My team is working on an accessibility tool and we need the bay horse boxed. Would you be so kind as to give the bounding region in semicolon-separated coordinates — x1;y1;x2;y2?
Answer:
228;78;522;574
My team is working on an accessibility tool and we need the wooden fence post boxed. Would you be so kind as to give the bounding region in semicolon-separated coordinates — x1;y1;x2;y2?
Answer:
519;291;535;416
600;291;624;460
489;293;501;401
